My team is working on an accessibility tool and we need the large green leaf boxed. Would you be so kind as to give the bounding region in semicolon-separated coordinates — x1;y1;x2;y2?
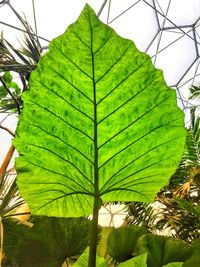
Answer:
14;4;186;217
163;263;183;267
73;248;107;267
97;227;113;258
107;226;148;262
3;217;92;267
135;234;192;267
183;238;200;267
118;253;147;267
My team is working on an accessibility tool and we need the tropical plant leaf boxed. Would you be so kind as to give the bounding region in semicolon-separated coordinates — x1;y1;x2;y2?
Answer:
189;83;200;100
0;71;21;112
124;201;156;227
183;254;200;267
107;225;148;263
135;234;192;267
0;172;25;218
118;253;147;267
162;263;183;267
97;227;113;258
3;217;92;267
2;71;12;83
182;107;200;168
73;247;107;267
182;238;200;267
14;4;186;217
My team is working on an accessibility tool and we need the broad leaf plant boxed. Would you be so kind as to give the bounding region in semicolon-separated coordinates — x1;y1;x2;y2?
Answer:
13;5;186;266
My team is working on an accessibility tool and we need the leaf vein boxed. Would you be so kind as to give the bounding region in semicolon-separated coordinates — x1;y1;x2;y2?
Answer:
39;79;93;122
97;82;152;125
54;45;93;80
96;44;131;84
100;154;174;195
72;30;91;49
27;182;92;195
98;94;171;149
97;58;149;105
48;65;93;103
26;143;92;184
25;121;93;165
25;160;93;192
35;192;91;212
29;99;93;141
99;119;179;169
93;36;111;55
101;187;149;200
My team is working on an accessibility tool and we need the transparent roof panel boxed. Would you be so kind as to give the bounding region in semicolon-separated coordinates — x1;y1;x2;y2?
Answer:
149;28;197;86
0;0;200;225
155;0;200;28
107;0;158;51
0;0;200;126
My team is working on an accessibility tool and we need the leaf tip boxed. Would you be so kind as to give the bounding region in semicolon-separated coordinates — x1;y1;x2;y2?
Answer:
82;3;97;17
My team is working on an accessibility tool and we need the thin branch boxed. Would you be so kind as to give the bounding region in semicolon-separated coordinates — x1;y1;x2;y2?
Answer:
0;144;15;182
65;259;69;267
0;125;15;137
0;76;21;114
20;75;28;92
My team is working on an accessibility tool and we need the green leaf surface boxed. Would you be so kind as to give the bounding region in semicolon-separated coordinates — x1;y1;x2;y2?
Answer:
183;238;200;267
118;253;147;267
2;71;12;83
14;4;186;217
135;234;192;267
107;226;148;262
162;263;183;267
3;217;92;267
10;81;21;96
0;85;7;97
97;227;113;258
74;247;107;267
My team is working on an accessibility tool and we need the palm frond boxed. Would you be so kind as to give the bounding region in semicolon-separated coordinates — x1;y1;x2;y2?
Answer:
189;83;200;100
124;105;200;243
106;226;149;264
19;20;41;64
0;170;25;218
135;234;193;267
0;17;43;79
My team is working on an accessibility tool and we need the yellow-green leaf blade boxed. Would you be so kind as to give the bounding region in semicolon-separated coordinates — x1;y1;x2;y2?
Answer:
14;4;186;217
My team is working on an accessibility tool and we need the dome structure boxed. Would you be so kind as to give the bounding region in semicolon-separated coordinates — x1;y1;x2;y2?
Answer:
0;0;200;121
0;0;200;226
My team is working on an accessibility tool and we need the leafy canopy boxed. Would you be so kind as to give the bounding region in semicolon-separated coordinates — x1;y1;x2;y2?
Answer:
14;4;186;217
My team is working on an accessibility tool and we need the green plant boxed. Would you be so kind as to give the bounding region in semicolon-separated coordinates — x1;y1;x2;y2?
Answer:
0;171;25;219
124;106;200;242
106;226;148;263
0;16;43;115
117;253;148;267
0;71;21;113
135;234;192;267
183;237;200;267
74;247;107;267
3;216;93;267
189;83;200;100
0;20;41;77
13;5;186;266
